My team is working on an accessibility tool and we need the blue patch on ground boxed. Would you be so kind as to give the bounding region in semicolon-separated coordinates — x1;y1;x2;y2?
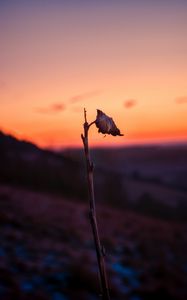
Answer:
112;262;141;288
14;245;28;260
20;280;34;293
0;247;6;257
51;291;68;300
130;296;142;300
31;274;45;286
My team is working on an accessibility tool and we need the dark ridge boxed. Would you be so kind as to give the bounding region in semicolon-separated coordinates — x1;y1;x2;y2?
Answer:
0;130;86;199
0;130;40;153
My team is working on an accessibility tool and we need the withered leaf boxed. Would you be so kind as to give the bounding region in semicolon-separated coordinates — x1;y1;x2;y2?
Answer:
95;109;124;136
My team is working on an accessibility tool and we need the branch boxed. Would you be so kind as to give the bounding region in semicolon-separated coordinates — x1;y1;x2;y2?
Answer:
81;108;110;300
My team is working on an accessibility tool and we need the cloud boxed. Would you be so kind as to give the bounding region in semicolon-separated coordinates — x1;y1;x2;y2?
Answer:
124;99;137;109
35;103;66;114
51;103;66;111
34;89;101;115
69;90;102;103
175;96;187;104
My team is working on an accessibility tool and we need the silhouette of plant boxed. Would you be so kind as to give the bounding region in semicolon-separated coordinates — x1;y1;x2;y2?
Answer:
81;108;123;300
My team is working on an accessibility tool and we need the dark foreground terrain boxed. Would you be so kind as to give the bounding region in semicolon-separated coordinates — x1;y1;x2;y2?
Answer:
0;184;187;300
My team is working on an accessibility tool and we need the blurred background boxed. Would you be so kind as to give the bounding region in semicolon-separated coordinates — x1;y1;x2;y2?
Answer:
0;1;187;299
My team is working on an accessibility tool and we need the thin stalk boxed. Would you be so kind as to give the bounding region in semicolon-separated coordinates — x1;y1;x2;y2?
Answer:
81;108;110;300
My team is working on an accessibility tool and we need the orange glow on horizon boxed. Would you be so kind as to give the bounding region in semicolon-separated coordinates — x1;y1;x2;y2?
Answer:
2;119;187;150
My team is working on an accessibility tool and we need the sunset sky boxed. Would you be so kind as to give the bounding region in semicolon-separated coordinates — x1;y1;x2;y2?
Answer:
0;0;187;148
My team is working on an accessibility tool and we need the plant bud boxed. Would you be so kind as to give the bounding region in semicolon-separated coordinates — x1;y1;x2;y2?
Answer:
95;109;124;136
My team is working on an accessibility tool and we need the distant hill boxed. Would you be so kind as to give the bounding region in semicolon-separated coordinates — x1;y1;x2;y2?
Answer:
1;130;187;221
0;131;39;153
63;144;187;192
0;131;86;199
62;145;187;221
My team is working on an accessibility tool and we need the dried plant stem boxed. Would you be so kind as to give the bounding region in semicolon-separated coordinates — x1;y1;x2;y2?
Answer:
81;108;110;300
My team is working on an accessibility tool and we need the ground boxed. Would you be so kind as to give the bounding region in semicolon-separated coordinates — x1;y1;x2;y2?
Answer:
0;184;187;300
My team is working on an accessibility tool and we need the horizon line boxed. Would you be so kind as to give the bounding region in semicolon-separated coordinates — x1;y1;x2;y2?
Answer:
1;128;187;152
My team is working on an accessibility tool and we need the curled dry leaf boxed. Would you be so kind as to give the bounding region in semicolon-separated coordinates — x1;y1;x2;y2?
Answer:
95;109;124;136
